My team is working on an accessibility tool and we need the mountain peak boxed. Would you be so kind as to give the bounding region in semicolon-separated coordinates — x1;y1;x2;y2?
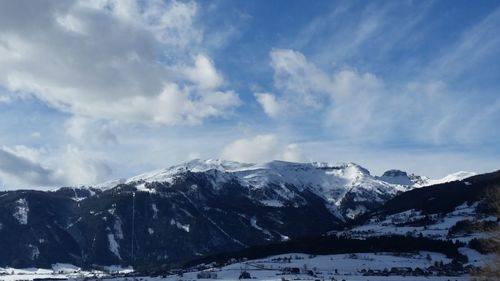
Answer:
377;169;412;185
381;169;409;177
423;171;477;186
92;159;477;193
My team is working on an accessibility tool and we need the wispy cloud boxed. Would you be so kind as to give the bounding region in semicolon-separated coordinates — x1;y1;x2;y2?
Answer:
254;92;283;118
424;7;500;83
260;42;500;150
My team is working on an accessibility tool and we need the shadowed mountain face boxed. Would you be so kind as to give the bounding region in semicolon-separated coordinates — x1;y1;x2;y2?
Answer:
370;170;500;216
0;160;490;269
0;171;342;268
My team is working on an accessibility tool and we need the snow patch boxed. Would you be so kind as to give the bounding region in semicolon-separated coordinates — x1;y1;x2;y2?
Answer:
13;198;29;225
29;244;39;260
52;263;81;273
280;234;290;241
260;199;284;207
170;219;190;232
135;182;155;193
414;171;477;187
101;265;134;274
250;216;272;238
107;229;121;259
152;203;159;219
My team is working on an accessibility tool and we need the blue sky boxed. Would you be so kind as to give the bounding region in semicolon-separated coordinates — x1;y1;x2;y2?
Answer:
0;0;499;189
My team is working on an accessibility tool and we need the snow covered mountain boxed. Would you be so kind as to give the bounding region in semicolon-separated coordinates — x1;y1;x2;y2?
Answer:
333;170;500;265
93;159;475;219
0;159;486;270
377;169;476;187
423;171;478;186
94;159;416;220
377;170;416;185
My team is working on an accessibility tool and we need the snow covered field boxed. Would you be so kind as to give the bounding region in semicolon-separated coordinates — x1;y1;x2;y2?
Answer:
335;203;485;241
0;252;479;281
0;264;132;281
156;252;474;281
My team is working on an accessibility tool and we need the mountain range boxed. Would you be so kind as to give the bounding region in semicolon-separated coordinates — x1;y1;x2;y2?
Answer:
93;159;475;219
0;159;485;269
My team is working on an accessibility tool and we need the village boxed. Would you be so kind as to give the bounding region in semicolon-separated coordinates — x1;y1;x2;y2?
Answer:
0;252;484;281
157;252;477;281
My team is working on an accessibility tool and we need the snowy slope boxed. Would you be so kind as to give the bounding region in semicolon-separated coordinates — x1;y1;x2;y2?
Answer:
424;171;478;186
335;203;486;240
332;202;498;265
377;170;415;185
141;160;403;194
0;252;476;281
378;169;476;187
173;252;477;281
98;159;396;190
99;159;476;194
89;159;477;220
96;159;414;219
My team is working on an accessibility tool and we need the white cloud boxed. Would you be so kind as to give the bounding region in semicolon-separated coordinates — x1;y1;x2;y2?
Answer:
0;0;239;125
0;146;56;188
220;135;303;163
268;49;390;139
270;49;332;109
0;145;111;189
2;145;46;164
270;49;383;100
330;69;382;97
53;145;112;186
65;117;117;146
325;69;389;139
282;144;303;162
77;0;203;49
254;92;282;118
221;135;278;163
268;49;385;132
183;54;224;90
266;48;500;144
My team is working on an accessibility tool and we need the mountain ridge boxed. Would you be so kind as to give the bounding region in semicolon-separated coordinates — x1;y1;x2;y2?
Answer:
0;159;487;270
80;159;413;220
85;159;475;219
92;159;475;191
